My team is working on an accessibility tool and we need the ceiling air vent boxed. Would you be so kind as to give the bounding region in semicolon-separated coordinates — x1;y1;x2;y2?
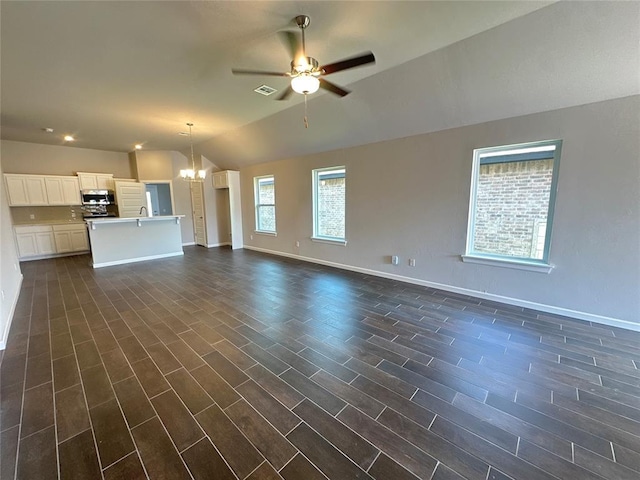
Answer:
254;84;277;96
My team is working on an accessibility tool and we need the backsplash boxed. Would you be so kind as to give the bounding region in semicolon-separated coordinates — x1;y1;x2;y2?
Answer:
11;205;83;224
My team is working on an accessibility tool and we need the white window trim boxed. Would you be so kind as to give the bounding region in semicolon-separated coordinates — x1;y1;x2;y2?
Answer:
464;139;562;271
461;254;553;273
312;166;346;243
311;236;347;246
254;175;276;234
254;230;277;237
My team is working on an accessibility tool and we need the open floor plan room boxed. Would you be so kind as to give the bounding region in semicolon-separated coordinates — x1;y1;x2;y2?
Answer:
1;247;639;480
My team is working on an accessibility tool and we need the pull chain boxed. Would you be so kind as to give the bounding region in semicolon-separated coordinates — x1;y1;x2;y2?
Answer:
303;94;309;128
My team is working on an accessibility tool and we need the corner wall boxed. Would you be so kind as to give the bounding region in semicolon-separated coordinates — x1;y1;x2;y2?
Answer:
0;159;23;349
240;96;640;328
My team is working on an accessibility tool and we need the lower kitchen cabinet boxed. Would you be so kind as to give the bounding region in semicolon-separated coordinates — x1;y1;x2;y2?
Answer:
14;224;88;260
53;224;89;253
15;225;56;258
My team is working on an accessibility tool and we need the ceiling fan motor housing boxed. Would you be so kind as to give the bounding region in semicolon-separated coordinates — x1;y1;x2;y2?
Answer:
292;57;319;74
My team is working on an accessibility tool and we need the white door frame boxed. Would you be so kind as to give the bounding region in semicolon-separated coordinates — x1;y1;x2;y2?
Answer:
142;180;176;215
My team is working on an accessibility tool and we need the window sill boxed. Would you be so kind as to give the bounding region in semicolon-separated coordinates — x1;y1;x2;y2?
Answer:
254;230;277;237
461;254;553;273
311;237;347;246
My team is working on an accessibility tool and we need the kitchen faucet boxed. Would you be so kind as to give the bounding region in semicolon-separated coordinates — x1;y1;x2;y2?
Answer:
139;206;147;216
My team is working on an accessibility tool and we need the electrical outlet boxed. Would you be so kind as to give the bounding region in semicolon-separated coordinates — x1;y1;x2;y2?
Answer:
250;234;254;240
391;255;399;265
296;241;300;248
29;214;35;220
409;258;416;267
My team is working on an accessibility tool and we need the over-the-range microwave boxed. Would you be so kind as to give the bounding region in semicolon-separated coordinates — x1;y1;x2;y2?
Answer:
81;189;115;205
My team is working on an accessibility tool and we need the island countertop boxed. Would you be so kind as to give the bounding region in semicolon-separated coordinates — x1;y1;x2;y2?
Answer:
85;215;185;228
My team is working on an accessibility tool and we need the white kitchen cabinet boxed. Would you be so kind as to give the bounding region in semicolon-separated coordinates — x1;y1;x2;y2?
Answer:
77;172;114;190
97;174;115;190
4;174;48;206
15;231;38;257
15;224;88;259
78;173;98;190
114;181;147;217
212;171;230;189
15;225;56;258
45;176;81;205
5;174;80;206
36;231;56;254
53;224;89;253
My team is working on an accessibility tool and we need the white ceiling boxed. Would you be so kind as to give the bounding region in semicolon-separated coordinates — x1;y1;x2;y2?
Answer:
1;1;638;170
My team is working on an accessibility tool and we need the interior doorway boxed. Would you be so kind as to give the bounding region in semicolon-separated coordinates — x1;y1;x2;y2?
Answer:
144;182;174;216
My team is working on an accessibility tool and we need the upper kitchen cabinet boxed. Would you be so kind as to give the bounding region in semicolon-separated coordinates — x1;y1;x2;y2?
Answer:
4;174;48;206
114;180;147;218
212;171;230;189
77;172;114;190
44;176;81;205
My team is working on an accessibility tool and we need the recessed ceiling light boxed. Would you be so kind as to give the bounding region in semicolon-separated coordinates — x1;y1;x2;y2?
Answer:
64;135;74;142
42;127;54;133
178;132;189;136
135;144;142;150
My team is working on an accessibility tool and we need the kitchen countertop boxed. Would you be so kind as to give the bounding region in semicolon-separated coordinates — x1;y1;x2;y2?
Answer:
13;219;86;226
84;215;184;224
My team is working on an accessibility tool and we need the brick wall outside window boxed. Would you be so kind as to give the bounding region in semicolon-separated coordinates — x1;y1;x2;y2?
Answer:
256;183;275;231
317;178;345;238
473;159;553;259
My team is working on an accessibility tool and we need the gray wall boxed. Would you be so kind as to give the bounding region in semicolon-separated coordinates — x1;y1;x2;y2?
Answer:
240;96;640;327
0;159;23;348
1;140;132;176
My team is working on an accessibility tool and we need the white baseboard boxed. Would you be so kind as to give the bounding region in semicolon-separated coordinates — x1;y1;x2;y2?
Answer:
182;242;196;247
207;242;231;248
243;245;639;332
0;274;23;350
92;251;184;268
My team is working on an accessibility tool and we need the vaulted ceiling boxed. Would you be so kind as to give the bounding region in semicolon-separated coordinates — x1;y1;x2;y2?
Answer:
1;1;638;170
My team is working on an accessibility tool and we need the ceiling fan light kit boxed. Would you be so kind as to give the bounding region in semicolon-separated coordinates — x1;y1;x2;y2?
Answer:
291;75;319;94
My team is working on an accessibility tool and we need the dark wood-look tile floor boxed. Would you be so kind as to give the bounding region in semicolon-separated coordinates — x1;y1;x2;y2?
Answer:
1;246;639;480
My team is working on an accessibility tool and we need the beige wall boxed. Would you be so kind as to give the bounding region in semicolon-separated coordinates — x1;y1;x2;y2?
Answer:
171;151;196;245
131;150;175;181
240;95;640;327
1;140;131;177
11;206;82;225
0;158;23;348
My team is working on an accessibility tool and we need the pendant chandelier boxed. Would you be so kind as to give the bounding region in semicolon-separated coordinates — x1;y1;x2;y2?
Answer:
179;122;206;181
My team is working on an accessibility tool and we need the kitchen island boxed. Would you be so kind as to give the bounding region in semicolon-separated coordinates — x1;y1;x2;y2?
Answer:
85;215;184;268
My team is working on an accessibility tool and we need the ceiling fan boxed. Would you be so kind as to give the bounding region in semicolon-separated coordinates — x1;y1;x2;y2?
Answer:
232;15;376;101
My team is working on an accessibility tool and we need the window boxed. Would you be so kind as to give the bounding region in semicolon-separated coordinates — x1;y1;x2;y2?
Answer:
254;175;276;233
313;166;346;243
464;139;562;271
